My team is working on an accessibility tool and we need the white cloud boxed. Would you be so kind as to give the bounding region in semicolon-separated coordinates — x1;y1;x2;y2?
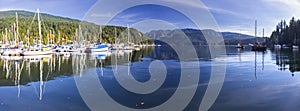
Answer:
159;0;207;9
264;0;300;18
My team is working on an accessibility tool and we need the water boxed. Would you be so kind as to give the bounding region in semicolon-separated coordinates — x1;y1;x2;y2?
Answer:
0;46;299;111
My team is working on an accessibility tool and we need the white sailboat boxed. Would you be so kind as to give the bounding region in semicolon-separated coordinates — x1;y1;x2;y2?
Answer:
2;12;22;56
22;9;53;56
274;35;281;49
88;25;109;52
123;24;134;50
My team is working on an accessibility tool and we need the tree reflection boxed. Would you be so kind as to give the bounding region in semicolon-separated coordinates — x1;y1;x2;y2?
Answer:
273;49;300;75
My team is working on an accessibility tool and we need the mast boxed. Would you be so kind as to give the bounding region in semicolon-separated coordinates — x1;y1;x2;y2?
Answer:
255;20;257;43
26;29;30;46
37;9;42;47
48;30;51;45
114;27;117;48
14;23;17;46
127;24;130;45
15;12;19;46
238;29;241;44
263;28;265;43
75;28;78;44
262;28;264;38
5;28;7;45
99;25;102;43
78;25;82;45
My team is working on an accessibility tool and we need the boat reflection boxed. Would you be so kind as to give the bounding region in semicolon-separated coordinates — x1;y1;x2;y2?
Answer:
0;46;156;100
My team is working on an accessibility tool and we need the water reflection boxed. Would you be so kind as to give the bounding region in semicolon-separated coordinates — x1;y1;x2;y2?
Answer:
272;49;300;75
0;47;156;100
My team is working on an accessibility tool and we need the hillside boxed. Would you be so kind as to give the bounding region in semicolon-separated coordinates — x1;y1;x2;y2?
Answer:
0;10;80;22
145;28;262;45
0;10;152;45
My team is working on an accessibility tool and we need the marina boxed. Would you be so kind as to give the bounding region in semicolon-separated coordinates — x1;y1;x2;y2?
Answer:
1;0;300;110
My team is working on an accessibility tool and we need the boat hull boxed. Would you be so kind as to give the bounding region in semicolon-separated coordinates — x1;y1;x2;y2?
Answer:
251;46;267;51
21;50;53;56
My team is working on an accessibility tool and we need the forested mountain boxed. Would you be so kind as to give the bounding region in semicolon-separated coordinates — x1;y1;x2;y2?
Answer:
0;10;152;45
269;17;300;47
146;28;263;45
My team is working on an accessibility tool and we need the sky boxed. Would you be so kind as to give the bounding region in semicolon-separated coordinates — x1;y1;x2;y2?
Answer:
0;0;299;36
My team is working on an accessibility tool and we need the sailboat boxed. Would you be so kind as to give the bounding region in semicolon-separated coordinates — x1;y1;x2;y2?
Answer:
123;24;134;51
75;26;85;53
236;31;244;49
274;34;281;49
21;9;52;56
87;25;109;52
2;12;22;56
250;20;267;51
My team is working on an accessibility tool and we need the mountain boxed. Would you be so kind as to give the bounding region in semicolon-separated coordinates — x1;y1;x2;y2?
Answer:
0;10;80;22
0;10;152;45
146;28;266;45
222;32;254;40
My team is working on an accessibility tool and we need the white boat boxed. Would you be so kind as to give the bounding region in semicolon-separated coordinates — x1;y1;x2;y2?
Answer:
282;44;290;49
2;47;22;56
22;48;53;56
293;45;299;50
293;33;298;50
0;55;22;61
274;44;281;49
88;43;109;52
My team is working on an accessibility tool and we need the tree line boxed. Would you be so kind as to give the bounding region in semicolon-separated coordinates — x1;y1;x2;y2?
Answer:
269;17;300;47
0;10;153;45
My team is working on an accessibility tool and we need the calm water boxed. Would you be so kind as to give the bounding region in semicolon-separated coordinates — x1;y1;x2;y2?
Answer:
0;46;300;111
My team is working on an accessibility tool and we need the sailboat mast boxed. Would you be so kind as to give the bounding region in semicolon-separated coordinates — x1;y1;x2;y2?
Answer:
75;28;78;42
255;20;257;43
114;27;117;45
5;28;7;45
263;28;265;43
37;9;42;46
49;30;51;45
13;23;17;46
15;12;19;45
127;24;130;45
99;25;102;43
262;28;264;38
27;29;30;46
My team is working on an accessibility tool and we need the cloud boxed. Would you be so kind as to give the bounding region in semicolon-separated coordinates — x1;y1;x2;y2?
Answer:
159;0;207;9
111;13;144;24
264;0;300;18
266;0;300;7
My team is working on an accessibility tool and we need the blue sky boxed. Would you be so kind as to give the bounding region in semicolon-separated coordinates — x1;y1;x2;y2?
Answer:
0;0;299;36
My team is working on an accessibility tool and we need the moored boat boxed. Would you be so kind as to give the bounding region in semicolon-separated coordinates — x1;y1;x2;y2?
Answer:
86;43;109;52
250;43;267;51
